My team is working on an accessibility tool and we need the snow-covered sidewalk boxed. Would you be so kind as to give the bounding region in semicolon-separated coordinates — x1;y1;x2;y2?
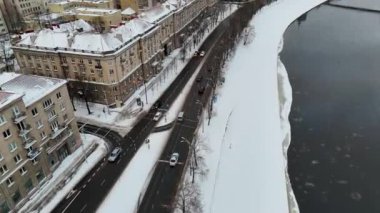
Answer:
190;0;327;213
19;134;108;213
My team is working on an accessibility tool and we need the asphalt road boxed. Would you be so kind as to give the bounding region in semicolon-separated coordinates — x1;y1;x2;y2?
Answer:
137;3;261;212
52;5;235;213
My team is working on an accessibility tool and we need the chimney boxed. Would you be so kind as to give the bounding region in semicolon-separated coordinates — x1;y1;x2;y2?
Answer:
115;33;123;42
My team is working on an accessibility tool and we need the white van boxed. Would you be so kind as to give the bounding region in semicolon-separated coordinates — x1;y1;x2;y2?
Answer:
177;111;184;121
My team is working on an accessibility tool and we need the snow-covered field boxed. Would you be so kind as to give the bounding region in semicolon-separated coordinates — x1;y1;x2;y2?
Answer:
193;0;327;212
19;134;108;213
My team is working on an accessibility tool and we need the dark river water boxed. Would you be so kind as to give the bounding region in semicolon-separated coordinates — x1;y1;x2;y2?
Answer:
282;4;380;213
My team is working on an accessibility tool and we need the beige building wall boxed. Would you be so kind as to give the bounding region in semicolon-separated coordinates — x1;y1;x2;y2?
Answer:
48;0;114;13
0;75;81;211
120;0;138;13
0;8;8;35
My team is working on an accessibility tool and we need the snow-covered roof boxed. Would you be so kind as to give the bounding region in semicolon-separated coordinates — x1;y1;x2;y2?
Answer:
17;18;154;53
0;91;22;109
121;7;136;16
71;7;119;15
0;74;67;106
139;4;173;23
49;0;110;4
0;72;19;85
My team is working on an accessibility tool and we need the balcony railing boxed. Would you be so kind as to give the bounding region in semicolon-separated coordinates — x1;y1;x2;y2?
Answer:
24;137;37;149
18;124;32;136
50;124;67;140
47;130;73;154
43;102;55;111
13;112;27;123
27;149;40;160
95;64;102;69
48;114;58;122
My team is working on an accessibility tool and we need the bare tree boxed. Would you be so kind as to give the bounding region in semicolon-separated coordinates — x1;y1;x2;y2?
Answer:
175;181;203;213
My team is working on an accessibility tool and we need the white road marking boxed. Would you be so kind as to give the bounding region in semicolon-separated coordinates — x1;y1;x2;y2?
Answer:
80;204;87;213
101;179;106;186
62;190;81;213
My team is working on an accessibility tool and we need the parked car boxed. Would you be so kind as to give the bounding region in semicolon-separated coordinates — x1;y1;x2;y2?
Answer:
108;147;122;162
199;51;205;57
153;111;162;121
152;100;162;110
194;51;199;57
169;153;179;167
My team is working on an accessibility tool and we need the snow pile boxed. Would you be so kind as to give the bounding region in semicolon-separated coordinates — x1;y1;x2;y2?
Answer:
195;0;327;212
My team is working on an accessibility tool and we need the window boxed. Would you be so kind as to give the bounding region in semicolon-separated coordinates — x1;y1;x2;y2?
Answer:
8;142;17;152
56;92;62;99
0;164;8;175
12;106;20;116
6;177;14;186
42;98;52;109
32;158;38;164
88;59;92;64
31;108;38;116
40;131;46;140
63;114;68;121
62;56;67;63
13;154;22;164
71;58;75;62
110;69;114;74
51;120;59;131
45;65;50;70
60;102;65;111
3;129;11;139
79;58;83;63
53;65;57;71
19;167;27;175
0;114;6;125
36;120;43;129
36;170;44;182
0;152;3;161
16;122;26;131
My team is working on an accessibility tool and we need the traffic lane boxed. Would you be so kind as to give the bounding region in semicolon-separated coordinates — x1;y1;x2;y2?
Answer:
57;142;140;213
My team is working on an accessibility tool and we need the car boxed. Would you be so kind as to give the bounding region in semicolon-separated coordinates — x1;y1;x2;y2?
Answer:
196;76;203;83
152;101;162;110
199;51;205;57
193;51;199;57
169;153;179;167
198;86;205;95
153;111;162;121
108;147;122;162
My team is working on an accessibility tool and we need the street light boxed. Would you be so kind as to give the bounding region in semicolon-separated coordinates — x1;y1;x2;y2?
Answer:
181;136;197;168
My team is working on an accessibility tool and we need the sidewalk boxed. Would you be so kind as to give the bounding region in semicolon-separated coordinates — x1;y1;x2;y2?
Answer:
18;134;108;213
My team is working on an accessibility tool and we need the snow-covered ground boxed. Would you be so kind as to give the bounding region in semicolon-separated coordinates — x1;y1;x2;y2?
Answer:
74;4;239;136
96;6;237;212
19;134;108;213
189;0;327;213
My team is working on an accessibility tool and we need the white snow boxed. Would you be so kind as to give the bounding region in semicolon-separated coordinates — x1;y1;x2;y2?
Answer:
192;0;327;213
0;74;67;107
74;4;239;135
121;7;136;16
96;5;238;212
19;134;108;213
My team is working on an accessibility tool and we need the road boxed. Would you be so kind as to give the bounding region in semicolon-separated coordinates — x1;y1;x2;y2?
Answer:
137;2;261;212
52;4;238;213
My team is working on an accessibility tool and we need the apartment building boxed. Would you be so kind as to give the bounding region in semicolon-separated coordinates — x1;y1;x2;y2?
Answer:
0;0;47;31
12;0;209;107
64;7;122;31
0;72;81;211
47;0;114;13
0;8;8;35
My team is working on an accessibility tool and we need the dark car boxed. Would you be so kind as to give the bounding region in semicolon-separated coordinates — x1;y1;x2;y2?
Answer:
198;86;205;95
196;76;203;83
152;101;162;110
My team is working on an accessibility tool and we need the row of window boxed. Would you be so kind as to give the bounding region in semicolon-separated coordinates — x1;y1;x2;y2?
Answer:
0;163;26;177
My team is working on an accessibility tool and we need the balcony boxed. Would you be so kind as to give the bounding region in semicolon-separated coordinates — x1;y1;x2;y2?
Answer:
18;124;32;136
48;114;58;122
24;138;37;149
95;64;102;69
78;63;85;68
43;102;55;111
47;130;73;154
13;112;27;124
61;61;68;67
50;124;68;140
27;149;40;160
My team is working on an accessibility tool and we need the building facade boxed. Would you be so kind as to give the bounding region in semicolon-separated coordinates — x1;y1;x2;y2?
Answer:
0;73;81;211
12;0;209;107
47;0;114;13
0;8;8;35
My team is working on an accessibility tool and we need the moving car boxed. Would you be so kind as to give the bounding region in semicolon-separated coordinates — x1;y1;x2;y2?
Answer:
108;147;122;162
199;51;205;57
177;111;184;121
169;153;179;167
153;111;162;121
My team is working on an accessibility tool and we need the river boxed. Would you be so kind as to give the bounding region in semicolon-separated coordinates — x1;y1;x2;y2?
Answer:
281;3;380;213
